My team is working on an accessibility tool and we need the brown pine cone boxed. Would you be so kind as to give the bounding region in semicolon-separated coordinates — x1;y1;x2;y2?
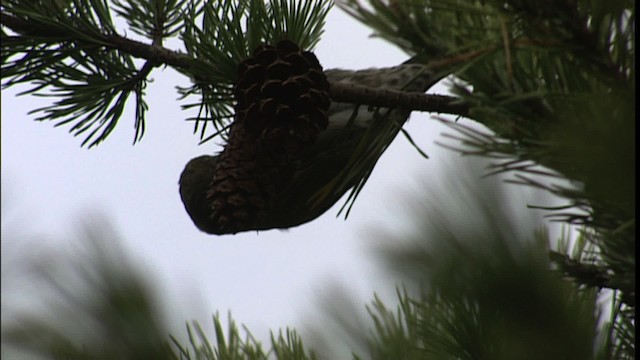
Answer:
196;40;331;234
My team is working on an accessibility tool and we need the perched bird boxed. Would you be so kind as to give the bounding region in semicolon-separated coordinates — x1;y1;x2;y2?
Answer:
180;62;439;235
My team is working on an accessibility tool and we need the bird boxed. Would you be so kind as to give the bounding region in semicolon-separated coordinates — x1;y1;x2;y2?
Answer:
179;63;439;235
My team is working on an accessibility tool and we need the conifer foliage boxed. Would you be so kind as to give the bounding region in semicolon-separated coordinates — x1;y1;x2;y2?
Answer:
1;0;635;359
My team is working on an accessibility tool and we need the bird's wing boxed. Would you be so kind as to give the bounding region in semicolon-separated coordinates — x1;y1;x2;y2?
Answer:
267;64;439;227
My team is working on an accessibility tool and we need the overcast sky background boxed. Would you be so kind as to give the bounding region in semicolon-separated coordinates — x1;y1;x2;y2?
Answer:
1;5;567;354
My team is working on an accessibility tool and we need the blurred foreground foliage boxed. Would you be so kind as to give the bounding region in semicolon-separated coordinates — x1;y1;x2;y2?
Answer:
1;219;317;360
1;168;629;359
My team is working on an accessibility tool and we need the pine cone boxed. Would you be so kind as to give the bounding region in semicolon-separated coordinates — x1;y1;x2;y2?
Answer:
197;40;330;234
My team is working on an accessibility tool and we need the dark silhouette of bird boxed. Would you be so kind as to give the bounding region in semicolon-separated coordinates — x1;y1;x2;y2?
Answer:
180;63;438;235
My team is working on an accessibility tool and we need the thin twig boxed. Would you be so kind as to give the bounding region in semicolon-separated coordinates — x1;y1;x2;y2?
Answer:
548;250;635;306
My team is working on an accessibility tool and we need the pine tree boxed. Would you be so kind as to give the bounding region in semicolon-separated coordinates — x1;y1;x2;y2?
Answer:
1;0;634;359
335;1;634;358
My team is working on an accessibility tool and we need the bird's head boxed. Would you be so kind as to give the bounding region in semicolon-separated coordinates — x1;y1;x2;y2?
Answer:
179;155;224;234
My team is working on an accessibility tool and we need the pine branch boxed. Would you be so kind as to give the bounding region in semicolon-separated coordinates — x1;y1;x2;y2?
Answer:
548;250;635;305
1;11;469;118
1;12;196;71
331;82;468;116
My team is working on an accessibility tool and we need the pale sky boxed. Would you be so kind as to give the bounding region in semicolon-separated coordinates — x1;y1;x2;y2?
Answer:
1;6;562;354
